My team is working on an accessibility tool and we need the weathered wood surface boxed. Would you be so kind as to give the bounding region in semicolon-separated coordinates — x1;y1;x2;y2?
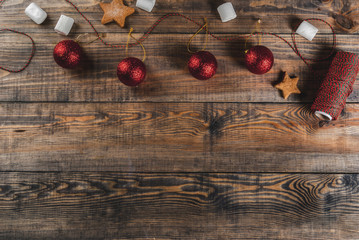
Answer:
1;0;359;34
1;0;359;239
0;102;359;172
1;1;359;103
0;33;356;102
1;173;359;239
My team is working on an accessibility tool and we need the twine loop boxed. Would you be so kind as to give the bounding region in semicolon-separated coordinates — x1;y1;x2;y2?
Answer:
187;17;208;54
126;28;146;62
0;29;35;73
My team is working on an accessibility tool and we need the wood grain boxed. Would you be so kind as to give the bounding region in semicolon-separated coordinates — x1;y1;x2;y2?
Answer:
0;102;359;172
0;33;355;103
0;172;359;239
2;0;359;35
0;0;347;34
1;0;359;238
1;0;358;103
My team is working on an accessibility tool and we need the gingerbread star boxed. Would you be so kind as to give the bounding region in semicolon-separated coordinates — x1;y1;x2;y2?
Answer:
99;0;135;28
275;72;301;99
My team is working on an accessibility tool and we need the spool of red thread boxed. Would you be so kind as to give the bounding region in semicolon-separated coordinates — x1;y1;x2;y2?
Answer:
312;51;359;121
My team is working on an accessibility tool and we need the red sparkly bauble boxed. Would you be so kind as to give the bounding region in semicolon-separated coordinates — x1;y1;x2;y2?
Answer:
245;45;274;75
188;51;218;80
117;57;146;86
53;40;83;69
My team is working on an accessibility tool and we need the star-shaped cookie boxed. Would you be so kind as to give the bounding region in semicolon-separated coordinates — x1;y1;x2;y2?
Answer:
99;0;135;28
275;72;301;99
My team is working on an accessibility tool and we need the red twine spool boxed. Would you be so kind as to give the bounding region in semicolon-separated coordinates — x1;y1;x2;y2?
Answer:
312;51;359;121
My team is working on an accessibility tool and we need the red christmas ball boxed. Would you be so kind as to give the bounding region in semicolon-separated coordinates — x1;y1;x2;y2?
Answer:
53;40;83;69
117;57;146;86
245;45;274;75
188;51;217;80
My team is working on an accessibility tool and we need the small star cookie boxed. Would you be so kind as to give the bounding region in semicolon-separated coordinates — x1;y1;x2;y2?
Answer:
99;0;135;28
275;72;301;99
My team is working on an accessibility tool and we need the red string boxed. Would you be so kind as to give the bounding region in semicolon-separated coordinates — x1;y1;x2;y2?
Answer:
0;0;336;73
64;0;337;67
0;0;36;72
0;29;36;73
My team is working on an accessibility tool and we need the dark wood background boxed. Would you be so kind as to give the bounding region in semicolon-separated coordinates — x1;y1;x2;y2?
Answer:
1;0;359;239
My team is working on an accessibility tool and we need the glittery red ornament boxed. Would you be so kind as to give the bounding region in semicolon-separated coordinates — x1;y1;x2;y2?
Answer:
117;57;146;86
245;45;274;75
53;40;83;69
188;51;217;80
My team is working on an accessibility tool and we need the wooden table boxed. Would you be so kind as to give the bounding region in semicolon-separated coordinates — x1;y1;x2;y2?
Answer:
1;0;359;239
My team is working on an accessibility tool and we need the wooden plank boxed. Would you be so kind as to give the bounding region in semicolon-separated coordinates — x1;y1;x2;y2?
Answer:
0;102;359;172
0;0;351;34
1;1;358;238
0;172;358;239
0;33;355;102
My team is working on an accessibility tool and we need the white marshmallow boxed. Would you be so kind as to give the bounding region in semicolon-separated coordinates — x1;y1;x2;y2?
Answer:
54;15;75;36
217;2;237;23
296;21;318;41
25;3;47;24
136;0;156;12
